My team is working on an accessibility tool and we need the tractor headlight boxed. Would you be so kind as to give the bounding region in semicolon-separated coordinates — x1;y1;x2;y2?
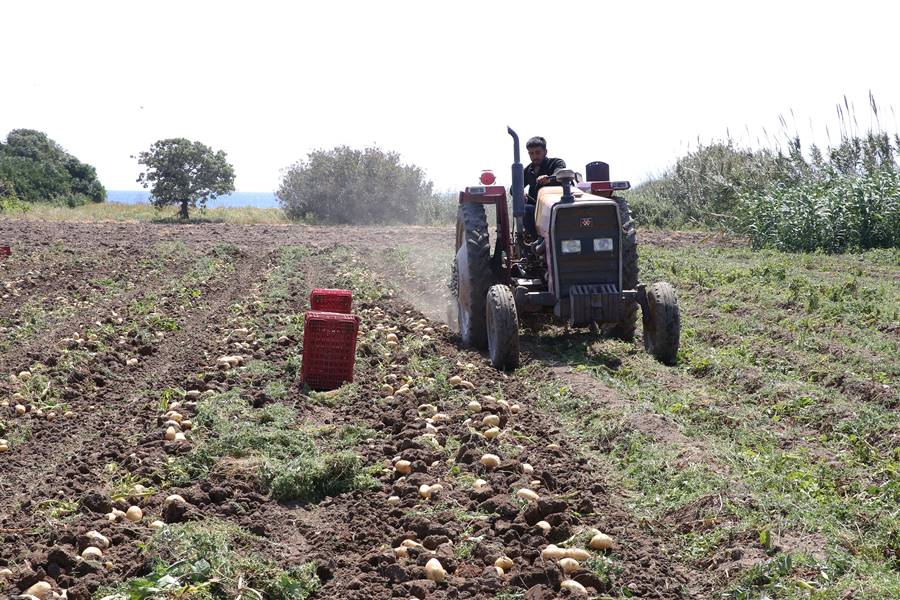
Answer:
593;238;613;252
561;240;582;254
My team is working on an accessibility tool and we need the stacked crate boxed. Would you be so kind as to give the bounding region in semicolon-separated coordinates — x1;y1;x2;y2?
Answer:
301;288;359;391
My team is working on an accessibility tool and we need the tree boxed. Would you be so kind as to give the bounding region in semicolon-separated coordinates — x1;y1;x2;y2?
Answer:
135;138;235;219
0;129;106;205
277;146;434;224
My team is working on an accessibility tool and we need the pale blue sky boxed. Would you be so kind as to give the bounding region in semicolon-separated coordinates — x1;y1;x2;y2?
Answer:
2;0;898;192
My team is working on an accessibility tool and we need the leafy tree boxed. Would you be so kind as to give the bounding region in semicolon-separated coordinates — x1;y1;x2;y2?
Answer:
135;138;235;219
277;146;434;224
0;129;106;205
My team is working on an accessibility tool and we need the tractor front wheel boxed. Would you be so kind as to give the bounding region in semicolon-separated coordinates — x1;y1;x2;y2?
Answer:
453;203;493;349
642;282;680;364
486;284;520;370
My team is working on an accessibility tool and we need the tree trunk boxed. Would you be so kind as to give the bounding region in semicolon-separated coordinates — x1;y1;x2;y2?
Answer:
180;200;189;220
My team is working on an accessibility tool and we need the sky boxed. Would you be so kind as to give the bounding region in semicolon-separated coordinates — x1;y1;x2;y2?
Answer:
2;0;899;193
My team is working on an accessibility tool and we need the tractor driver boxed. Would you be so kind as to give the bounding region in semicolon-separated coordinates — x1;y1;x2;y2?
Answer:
523;136;566;238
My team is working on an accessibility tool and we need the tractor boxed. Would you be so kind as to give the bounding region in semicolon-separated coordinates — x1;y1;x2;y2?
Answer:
451;127;681;370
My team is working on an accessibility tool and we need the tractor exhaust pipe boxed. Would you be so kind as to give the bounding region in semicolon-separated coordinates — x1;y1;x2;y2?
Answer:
507;126;525;234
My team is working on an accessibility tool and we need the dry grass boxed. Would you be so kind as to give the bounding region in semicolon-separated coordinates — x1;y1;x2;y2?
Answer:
1;201;289;224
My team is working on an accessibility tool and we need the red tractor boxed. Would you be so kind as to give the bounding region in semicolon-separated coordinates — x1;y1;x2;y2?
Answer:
451;127;680;369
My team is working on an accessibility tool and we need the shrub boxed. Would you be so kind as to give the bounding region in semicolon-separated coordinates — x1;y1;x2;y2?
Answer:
0;129;106;205
278;146;434;224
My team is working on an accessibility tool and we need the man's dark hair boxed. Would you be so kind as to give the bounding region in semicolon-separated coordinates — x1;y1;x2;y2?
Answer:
526;136;547;150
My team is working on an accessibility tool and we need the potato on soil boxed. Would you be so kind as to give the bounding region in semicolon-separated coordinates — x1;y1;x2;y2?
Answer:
495;556;514;570
425;557;446;582
565;548;591;561
467;400;481;413
589;532;614;550
484;426;500;439
560;579;588;594
86;530;110;549
0;567;12;578
516;488;539;502
482;414;500;428
25;581;52;598
164;426;177;441
395;459;412;474
125;506;143;522
559;557;580;573
536;520;551;534
387;495;401;506
541;544;566;560
480;453;500;468
82;546;103;560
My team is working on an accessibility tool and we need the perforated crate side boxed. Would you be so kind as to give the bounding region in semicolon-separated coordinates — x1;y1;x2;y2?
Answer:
300;311;360;390
309;288;353;314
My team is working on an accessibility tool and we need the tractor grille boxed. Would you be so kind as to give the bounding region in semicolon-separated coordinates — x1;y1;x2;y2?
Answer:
569;283;622;325
553;203;620;298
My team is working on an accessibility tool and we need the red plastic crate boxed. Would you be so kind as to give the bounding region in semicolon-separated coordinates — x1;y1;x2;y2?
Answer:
309;288;353;314
301;310;360;390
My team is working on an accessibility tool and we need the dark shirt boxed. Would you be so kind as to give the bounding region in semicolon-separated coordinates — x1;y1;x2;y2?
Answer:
524;156;567;202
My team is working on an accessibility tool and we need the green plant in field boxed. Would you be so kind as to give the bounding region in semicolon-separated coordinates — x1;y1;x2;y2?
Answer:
96;520;320;600
166;392;375;503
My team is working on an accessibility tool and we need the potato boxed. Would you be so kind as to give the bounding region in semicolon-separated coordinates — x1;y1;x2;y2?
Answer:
425;558;446;582
166;411;183;424
385;333;399;343
565;548;592;561
18;371;32;382
125;506;143;522
495;556;514;571
165;494;186;505
516;488;539;502
560;579;588;594
181;420;193;430
481;414;500;428
393;546;409;559
536;520;551;534
395;460;412;475
540;544;566;560
0;567;12;578
417;403;437;416
0;441;8;453
387;495;401;506
559;557;580;574
149;520;166;530
467;400;482;413
174;432;186;442
431;413;450;423
480;395;496;403
164;420;181;430
448;375;463;386
522;463;534;475
480;454;500;468
400;539;423;549
86;530;110;549
483;427;500;440
126;358;139;367
25;581;52;598
418;484;432;498
164;427;177;442
82;546;103;560
494;565;505;576
496;398;510;411
510;404;521;414
473;478;488;491
425;424;438;434
589;532;614;550
64;411;75;419
15;404;26;415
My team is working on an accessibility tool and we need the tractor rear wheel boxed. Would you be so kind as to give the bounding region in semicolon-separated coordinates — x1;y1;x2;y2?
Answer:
453;203;493;350
643;281;680;364
609;195;638;341
486;284;520;370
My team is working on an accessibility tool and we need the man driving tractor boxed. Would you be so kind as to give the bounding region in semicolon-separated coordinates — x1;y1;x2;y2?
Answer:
523;136;566;237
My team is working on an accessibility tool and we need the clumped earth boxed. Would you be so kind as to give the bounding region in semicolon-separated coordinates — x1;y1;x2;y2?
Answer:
0;221;896;600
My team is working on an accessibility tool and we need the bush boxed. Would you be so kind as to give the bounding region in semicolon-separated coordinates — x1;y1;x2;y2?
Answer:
0;129;106;205
278;146;434;224
738;133;900;252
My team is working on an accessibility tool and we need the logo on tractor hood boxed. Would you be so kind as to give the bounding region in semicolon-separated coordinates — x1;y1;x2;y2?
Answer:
579;217;593;228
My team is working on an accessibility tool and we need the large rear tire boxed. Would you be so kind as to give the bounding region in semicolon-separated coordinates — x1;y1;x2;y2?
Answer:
486;284;520;370
453;203;493;350
643;281;680;364
610;195;638;341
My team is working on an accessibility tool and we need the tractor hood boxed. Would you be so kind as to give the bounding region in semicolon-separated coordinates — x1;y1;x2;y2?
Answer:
535;186;623;301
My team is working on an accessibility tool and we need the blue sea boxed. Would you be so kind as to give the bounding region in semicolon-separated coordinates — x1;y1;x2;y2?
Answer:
107;190;279;209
